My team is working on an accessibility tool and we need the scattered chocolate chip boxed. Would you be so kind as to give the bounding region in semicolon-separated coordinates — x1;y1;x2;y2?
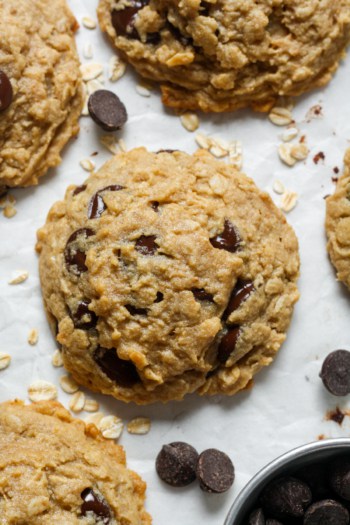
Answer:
330;458;350;501
260;476;312;519
0;70;13;112
88;90;127;132
156;442;199;487
64;228;94;275
125;304;148;316
192;288;214;302
223;280;254;321
217;326;240;364
150;201;160;212
196;449;234;494
248;508;265;525
70;300;98;330
111;1;148;38
94;347;140;387
154;292;163;303
88;185;124;219
304;499;349;525
334;167;340;174
320;350;350;396
73;184;87;196
210;219;241;253
135;235;158;255
81;488;111;524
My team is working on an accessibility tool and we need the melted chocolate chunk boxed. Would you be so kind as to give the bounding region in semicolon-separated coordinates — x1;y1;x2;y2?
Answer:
167;23;192;47
156;442;199;487
260;476;312;519
73;184;87;196
64;228;94;274
135;235;158;255
0;70;13;112
217;326;240;364
70;300;98;330
320;350;350;396
111;0;149;38
94;347;140;387
304;499;349;525
88;90;127;132
192;288;214;302
223;280;254;321
154;292;164;303
125;304;148;316
88;185;124;219
248;508;265;525
81;488;111;524
150;201;160;212
156;149;178;154
210;219;241;253
330;458;350;501
196;449;235;494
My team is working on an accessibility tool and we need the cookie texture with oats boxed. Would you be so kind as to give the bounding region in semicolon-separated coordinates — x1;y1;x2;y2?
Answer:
0;400;150;524
326;149;350;290
37;148;299;404
97;0;350;112
0;0;83;192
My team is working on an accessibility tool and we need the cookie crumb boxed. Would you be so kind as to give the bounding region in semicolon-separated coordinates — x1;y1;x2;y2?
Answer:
127;417;151;435
98;415;124;439
28;329;39;346
8;271;29;285
3;204;17;218
52;350;63;368
69;391;86;413
28;380;57;402
0;352;11;371
180;112;199;132
59;375;79;394
82;16;97;30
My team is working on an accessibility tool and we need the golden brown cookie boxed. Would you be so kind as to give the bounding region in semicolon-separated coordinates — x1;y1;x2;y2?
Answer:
0;0;83;192
37;148;300;404
0;400;151;524
326;149;350;290
97;0;350;113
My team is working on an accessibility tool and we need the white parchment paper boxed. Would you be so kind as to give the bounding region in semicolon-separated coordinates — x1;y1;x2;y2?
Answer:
1;1;350;523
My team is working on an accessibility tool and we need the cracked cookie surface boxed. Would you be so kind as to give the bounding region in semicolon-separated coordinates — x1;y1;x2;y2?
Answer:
97;0;350;113
0;400;150;524
326;149;350;290
37;148;299;404
0;0;83;193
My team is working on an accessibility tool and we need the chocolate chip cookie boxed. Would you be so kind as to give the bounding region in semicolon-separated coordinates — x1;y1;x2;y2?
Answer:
326;149;350;290
0;400;150;524
97;0;350;113
0;0;83;194
37;148;299;404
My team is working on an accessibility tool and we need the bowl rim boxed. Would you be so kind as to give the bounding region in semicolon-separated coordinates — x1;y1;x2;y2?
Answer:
224;437;350;525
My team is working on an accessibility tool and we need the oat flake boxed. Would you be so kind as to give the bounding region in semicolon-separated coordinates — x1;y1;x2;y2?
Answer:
28;329;39;346
60;375;79;394
127;417;151;435
0;352;11;371
69;391;85;413
98;415;124;439
28;380;57;402
8;271;29;285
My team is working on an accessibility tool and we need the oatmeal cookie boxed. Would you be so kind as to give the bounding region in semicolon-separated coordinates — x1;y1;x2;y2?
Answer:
326;149;350;290
0;0;83;192
0;400;151;524
37;148;299;404
97;0;350;113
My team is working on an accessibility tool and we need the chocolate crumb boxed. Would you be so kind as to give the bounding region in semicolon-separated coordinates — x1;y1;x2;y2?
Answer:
313;151;325;165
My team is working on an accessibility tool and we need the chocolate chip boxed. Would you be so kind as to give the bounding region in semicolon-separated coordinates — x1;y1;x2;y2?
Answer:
248;508;265;525
73;184;87;196
196;449;234;494
210;219;241;253
125;304;148;316
320;350;350;396
111;1;148;38
135;235;158;255
0;70;13;112
191;288;214;302
94;347;140;387
81;488;111;524
223;280;254;321
88;185;124;219
330;458;350;501
260;476;312;519
295;462;329;501
266;521;283;525
167;23;193;47
150;201;159;212
70;300;98;330
304;499;349;525
88;90;127;132
154;292;163;303
64;228;94;275
217;326;240;364
156;149;178;154
156;442;199;487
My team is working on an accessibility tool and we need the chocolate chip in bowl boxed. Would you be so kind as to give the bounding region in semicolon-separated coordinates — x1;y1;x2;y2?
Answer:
225;439;350;525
